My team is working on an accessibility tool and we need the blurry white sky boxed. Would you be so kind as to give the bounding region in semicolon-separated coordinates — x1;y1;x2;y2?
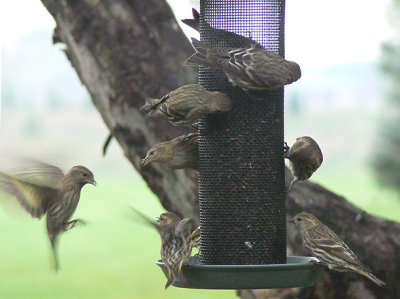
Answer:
0;0;392;68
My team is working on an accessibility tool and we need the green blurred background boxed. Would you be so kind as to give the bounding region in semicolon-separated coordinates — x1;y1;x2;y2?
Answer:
1;0;399;298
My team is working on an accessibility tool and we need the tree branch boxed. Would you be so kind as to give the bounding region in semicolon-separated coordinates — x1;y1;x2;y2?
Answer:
40;0;399;297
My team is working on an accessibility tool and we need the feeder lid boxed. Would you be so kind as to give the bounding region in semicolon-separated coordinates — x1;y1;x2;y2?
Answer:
156;256;322;289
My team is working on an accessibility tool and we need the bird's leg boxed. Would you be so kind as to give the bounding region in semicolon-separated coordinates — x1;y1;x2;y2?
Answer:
64;218;86;231
286;178;297;193
310;257;322;270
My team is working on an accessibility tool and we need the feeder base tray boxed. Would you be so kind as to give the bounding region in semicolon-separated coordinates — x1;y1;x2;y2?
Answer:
156;256;322;289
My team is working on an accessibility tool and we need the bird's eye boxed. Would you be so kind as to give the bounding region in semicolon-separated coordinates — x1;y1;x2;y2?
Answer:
82;173;88;177
297;218;301;222
149;151;154;156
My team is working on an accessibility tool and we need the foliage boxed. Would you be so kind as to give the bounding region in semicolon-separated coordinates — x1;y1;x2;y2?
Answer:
371;0;400;192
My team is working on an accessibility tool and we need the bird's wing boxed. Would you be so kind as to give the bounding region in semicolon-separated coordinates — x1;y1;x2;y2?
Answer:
177;133;199;153
286;139;308;161
0;172;58;219
5;159;65;189
165;85;205;120
309;225;361;266
182;132;199;143
175;218;195;238
129;206;160;232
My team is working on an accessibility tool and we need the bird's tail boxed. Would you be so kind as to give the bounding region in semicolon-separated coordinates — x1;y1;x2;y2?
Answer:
164;269;176;289
359;269;385;287
165;277;175;289
139;97;162;113
50;238;60;272
181;8;200;31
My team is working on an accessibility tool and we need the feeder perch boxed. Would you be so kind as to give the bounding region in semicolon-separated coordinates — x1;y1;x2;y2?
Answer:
157;0;322;289
157;256;322;289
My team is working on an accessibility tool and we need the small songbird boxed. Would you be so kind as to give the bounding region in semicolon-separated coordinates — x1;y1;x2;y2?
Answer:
182;8;264;50
290;212;385;286
141;133;199;170
130;208;195;289
140;84;232;126
284;136;323;191
185;38;301;91
0;160;96;271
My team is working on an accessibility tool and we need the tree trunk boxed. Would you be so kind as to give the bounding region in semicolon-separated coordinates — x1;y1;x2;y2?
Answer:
40;0;399;298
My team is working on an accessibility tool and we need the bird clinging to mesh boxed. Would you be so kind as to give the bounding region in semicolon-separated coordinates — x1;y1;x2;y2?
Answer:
130;208;196;289
140;84;232;126
185;38;301;92
0;159;96;271
182;8;264;50
284;136;323;191
141;132;199;170
290;212;385;287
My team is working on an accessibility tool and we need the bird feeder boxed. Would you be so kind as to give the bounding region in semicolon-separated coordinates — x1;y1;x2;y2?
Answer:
157;0;322;289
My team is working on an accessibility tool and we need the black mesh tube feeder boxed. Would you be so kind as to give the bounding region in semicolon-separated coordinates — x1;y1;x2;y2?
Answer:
157;0;322;289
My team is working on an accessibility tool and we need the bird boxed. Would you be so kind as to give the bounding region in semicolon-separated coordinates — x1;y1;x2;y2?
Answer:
130;208;195;289
140;84;232;126
141;133;199;170
181;8;264;50
284;136;323;191
290;212;385;286
0;160;96;271
185;38;301;91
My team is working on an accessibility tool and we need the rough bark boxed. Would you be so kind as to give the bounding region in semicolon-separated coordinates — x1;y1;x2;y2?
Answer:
40;0;400;298
41;0;199;220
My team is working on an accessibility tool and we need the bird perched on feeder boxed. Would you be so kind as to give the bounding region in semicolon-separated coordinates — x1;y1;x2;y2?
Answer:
284;136;323;191
130;208;196;289
182;8;264;50
141;133;199;170
185;38;301;92
290;212;385;286
140;84;232;126
0;160;96;271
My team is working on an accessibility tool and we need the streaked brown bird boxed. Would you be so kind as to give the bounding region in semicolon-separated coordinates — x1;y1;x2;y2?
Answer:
290;212;385;286
185;38;301;91
140;84;232;126
130;208;195;289
284;136;323;191
141;133;199;170
0;160;96;271
182;8;264;50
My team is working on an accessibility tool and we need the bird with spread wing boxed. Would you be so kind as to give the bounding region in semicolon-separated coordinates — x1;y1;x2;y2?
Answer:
0;159;96;271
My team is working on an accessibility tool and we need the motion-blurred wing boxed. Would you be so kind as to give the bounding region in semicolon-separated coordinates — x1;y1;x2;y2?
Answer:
0;172;58;218
5;159;65;188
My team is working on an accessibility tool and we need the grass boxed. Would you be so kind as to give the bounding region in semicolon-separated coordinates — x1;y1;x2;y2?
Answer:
1;174;398;299
0;179;234;299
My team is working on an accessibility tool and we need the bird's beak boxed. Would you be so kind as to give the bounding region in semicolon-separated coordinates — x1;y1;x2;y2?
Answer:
288;219;295;224
141;157;150;167
156;216;161;223
88;179;97;186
